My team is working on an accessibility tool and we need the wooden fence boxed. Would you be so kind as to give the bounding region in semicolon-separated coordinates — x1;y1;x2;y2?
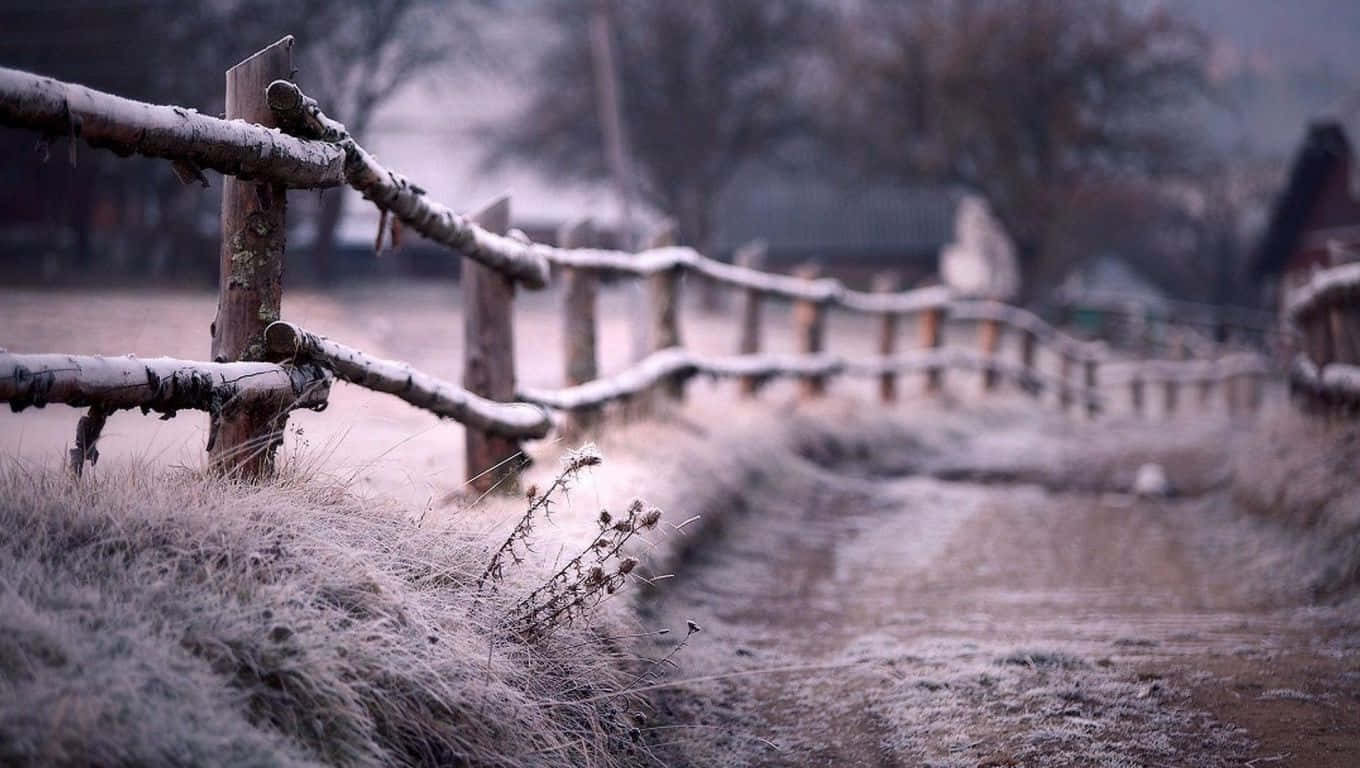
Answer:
0;39;1277;488
1285;259;1360;410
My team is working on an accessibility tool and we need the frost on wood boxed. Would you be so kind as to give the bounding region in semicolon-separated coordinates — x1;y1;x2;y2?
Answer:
0;352;331;419
1284;262;1360;322
266;80;552;289
0;66;345;188
265;321;550;440
1290;356;1360;403
950;300;1105;362
518;349;845;411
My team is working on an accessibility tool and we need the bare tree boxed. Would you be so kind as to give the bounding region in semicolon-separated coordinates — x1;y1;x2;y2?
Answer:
822;0;1211;299
483;0;818;257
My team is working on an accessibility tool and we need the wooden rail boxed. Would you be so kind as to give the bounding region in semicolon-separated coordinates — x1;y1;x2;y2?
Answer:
1282;259;1360;410
0;41;1283;485
264;322;550;439
0;61;345;188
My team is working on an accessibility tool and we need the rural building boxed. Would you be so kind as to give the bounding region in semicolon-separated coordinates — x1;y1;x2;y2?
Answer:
1253;120;1360;309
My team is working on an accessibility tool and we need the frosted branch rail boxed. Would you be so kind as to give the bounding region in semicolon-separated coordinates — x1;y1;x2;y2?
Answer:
264;322;551;440
0;352;331;417
0;65;345;188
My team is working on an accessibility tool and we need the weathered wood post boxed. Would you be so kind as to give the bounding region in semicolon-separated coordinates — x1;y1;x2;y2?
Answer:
1197;363;1215;406
1059;352;1075;412
560;218;599;436
1224;361;1241;415
1019;327;1039;397
463;195;521;494
1083;355;1099;419
1130;369;1146;417
793;264;827;399
1330;301;1360;366
874;272;900;403
647;221;685;402
210;37;294;477
921;303;946;395
1164;334;1186;418
734;240;767;397
978;306;1001;393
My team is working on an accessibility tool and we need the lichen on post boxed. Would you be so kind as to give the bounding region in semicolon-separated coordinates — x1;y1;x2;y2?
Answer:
209;37;293;477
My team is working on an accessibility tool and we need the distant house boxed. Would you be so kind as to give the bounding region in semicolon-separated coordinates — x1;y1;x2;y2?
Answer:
1253;121;1360;309
1055;254;1171;346
711;170;957;289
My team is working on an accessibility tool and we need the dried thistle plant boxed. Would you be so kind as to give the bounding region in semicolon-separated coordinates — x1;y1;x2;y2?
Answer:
476;443;603;591
506;498;665;641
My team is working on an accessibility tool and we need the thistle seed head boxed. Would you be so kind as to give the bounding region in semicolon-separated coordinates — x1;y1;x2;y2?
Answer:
563;443;604;471
618;557;638;575
640;508;663;529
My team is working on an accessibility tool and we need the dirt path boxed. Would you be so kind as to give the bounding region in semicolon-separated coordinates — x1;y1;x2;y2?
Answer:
641;421;1360;767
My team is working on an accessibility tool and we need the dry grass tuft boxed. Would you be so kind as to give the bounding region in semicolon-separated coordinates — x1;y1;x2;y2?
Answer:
0;457;664;767
1228;404;1360;598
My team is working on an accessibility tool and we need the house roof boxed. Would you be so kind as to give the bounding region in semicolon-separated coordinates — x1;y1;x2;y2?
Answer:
1252;121;1354;278
712;169;958;259
1058;254;1170;313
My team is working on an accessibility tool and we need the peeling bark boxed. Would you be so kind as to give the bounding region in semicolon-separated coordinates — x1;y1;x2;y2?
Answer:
265;321;550;440
0;65;345;188
1;352;330;417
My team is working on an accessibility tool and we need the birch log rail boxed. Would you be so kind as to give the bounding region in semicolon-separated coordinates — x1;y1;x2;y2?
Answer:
265;79;551;288
0;64;345;188
0;353;331;416
264;322;551;439
517;349;845;412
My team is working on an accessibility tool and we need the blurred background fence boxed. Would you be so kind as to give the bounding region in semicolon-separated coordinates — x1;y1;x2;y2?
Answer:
2;36;1320;493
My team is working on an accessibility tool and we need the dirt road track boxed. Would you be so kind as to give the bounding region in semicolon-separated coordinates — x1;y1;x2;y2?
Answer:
640;413;1360;767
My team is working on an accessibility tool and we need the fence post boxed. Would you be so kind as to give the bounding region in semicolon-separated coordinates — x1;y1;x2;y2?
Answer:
1164;334;1186;418
1019;327;1039;397
1059;352;1074;412
1084;356;1099;419
1131;369;1146;417
874;272;900;403
921;303;945;395
210;36;294;477
647;221;685;402
1225;362;1241;415
793;264;827;399
1197;365;1214;406
560;218;599;436
979;307;1001;393
734;241;766;397
1331;304;1360;366
463;195;521;494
